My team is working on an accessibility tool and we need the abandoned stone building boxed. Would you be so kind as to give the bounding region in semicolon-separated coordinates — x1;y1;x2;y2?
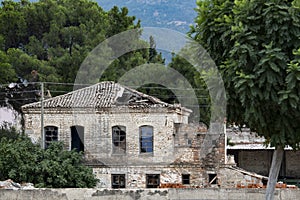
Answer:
21;81;266;189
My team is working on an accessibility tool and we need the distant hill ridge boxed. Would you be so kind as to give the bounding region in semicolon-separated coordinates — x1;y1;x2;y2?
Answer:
97;0;197;33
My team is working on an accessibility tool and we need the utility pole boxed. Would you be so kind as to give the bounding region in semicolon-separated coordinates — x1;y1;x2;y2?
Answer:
40;82;45;149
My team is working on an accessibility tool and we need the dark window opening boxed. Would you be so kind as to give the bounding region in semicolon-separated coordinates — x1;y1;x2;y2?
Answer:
140;126;153;153
44;126;58;149
182;174;190;184
112;126;126;154
208;174;217;184
112;174;125;188
71;126;84;152
146;174;160;188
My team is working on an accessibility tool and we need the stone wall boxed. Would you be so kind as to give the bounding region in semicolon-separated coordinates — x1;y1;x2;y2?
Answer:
218;166;266;188
0;188;299;200
93;165;204;188
23;108;185;165
23;107;226;189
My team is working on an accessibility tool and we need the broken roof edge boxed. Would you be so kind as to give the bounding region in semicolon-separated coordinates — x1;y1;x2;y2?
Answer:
226;165;268;180
21;81;192;113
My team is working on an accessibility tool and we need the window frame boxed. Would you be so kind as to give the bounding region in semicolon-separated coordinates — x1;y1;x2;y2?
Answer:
70;125;84;152
44;126;58;149
146;174;160;188
112;125;126;154
139;125;154;154
111;174;126;189
182;174;190;185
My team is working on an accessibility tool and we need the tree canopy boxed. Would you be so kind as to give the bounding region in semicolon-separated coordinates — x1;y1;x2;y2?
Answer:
0;124;97;188
0;0;166;112
191;0;300;198
192;0;300;149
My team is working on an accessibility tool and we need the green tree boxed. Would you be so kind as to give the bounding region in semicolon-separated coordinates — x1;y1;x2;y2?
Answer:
0;126;97;187
35;142;97;188
192;0;300;199
168;50;210;125
0;0;155;111
148;36;165;64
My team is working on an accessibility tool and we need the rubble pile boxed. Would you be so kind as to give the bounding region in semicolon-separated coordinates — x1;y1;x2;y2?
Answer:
0;179;35;190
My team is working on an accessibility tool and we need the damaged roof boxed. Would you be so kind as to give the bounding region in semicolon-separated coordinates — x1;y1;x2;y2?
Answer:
226;127;293;150
21;81;190;111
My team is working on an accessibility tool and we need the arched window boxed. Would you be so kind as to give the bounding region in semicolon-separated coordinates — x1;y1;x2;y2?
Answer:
112;126;126;154
140;125;153;153
44;126;58;149
71;126;84;152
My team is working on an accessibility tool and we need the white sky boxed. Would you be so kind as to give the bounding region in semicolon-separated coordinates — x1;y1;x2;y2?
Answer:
0;107;16;125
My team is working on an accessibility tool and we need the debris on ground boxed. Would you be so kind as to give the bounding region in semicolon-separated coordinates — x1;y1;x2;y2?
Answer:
0;179;35;190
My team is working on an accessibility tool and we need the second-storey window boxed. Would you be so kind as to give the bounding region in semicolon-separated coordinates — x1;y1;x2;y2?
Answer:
71;125;84;152
140;125;153;153
112;126;126;154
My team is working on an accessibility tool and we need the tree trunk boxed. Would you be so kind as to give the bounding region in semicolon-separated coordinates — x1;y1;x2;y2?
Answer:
265;146;284;200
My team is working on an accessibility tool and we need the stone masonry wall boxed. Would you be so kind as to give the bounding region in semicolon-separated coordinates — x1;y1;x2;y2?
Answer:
23;108;182;165
23;108;226;189
93;165;204;188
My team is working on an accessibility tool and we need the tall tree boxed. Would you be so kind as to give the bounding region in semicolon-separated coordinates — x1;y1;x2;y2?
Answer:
191;0;300;199
0;0;155;112
168;52;210;125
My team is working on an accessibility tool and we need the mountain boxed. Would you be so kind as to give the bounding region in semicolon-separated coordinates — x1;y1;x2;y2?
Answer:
97;0;197;33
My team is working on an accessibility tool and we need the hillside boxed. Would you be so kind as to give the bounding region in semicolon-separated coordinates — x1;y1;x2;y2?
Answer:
97;0;197;33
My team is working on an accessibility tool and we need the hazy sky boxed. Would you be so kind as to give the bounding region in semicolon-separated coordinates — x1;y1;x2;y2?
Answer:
0;107;16;125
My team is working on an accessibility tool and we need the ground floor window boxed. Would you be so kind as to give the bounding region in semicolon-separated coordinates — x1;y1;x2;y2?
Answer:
208;173;217;184
112;174;125;188
182;174;190;184
146;174;160;188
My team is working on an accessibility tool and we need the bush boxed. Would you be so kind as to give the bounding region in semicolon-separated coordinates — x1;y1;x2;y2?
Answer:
0;125;97;188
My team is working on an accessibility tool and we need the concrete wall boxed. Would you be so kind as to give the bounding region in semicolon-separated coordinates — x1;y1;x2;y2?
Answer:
238;150;272;176
0;188;299;200
231;150;300;178
286;151;300;178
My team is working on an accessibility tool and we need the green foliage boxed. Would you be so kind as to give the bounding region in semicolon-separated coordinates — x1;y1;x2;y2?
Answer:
0;125;97;188
0;122;20;140
35;142;97;188
192;0;300;148
0;0;166;112
168;53;211;125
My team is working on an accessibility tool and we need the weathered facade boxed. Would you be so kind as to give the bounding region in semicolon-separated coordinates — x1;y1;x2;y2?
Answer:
22;81;226;189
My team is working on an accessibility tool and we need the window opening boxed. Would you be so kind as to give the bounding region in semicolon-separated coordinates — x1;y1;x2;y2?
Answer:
182;174;190;184
112;126;126;154
112;174;125;188
140;126;153;153
44;126;58;149
208;174;217;184
71;126;84;152
146;174;160;188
